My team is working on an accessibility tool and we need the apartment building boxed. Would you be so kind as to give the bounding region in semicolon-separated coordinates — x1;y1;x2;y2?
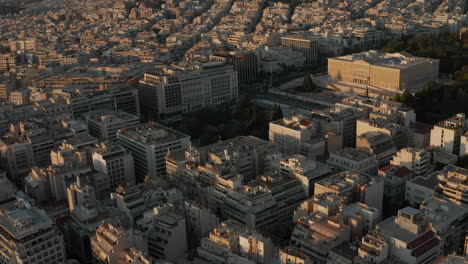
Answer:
90;223;133;264
430;113;466;156
376;207;441;264
314;170;384;211
327;148;379;175
117;123;190;181
0;197;66;264
357;132;397;167
436;165;468;206
391;148;431;177
92;143;136;189
269;115;326;159
355;231;389;264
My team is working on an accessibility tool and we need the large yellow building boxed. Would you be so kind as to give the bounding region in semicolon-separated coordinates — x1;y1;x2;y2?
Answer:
328;51;439;94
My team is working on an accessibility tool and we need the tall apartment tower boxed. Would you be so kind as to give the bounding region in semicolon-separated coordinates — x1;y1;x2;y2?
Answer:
117;123;190;181
281;35;318;65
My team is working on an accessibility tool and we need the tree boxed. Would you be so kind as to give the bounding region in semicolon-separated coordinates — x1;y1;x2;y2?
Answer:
393;93;401;102
400;88;413;104
298;73;317;92
271;104;283;121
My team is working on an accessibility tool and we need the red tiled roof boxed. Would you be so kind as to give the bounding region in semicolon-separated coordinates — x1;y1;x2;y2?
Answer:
300;119;312;126
379;164;395;172
394;166;413;177
407;231;435;249
412;237;440;257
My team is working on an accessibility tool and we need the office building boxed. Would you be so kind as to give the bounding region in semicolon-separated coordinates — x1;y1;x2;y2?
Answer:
86;110;139;141
281;35;318;65
138;62;238;122
117;123;190;181
211;49;258;82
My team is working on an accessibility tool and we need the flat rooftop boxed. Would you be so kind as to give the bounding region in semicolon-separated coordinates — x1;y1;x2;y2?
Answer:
0;198;53;240
331;50;437;69
117;123;189;146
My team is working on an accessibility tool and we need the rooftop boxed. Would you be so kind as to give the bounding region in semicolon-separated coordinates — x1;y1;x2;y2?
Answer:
117;122;189;146
332;50;437;69
0;197;53;240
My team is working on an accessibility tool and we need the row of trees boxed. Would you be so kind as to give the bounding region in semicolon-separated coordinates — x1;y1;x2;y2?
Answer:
382;33;467;74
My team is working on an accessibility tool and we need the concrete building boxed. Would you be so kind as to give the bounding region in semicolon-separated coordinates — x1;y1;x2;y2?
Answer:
0;197;66;264
376;207;441;264
138;62;238;122
86;110;139;141
378;164;413;217
280;247;312;264
405;172;438;208
90;222;132;264
356;119;409;150
0;139;35;180
117;123;190;181
118;248;152;264
183;200;218;249
142;204;188;262
328;51;439;94
420;197;468;256
211;49;258;82
92;143;135;190
290;211;351;262
9;89;30;105
279;155;332;197
355;231;389;264
111;185;147;226
391;148;431;177
197;220;274;264
436;165;468;206
269;115;326;159
357;132;397;167
281;35;318;65
327;148;379;175
314;171;384;211
430;113;466;156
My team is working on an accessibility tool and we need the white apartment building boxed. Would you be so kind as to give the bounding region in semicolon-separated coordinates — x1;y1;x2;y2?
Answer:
430;113;466;156
0;197;66;264
391;148;431;177
86;110;139;141
139;62;238;122
269;115;326;158
93;143;135;189
117;123;190;181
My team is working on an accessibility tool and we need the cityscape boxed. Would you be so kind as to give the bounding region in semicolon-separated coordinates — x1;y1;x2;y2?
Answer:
0;0;468;263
